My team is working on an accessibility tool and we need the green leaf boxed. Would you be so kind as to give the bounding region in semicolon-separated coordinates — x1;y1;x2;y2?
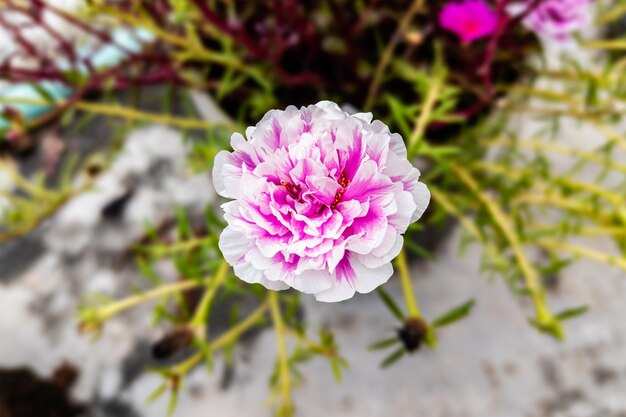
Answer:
32;84;57;105
330;357;348;382
330;359;342;382
538;258;573;277
175;207;193;240
380;347;406;368
386;94;411;138
167;387;180;416
145;383;167;405
197;341;214;371
376;287;405;322
529;319;565;340
404;239;435;260
417;143;460;159
424;327;437;349
368;337;400;351
62;69;87;86
60;107;76;126
555;305;589;321
59;153;79;191
432;299;476;328
136;257;162;286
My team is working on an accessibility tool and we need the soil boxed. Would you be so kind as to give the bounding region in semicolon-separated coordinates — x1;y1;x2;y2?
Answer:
0;364;84;417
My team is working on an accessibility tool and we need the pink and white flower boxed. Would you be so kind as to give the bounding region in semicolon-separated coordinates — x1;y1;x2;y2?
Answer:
213;101;430;302
509;0;592;39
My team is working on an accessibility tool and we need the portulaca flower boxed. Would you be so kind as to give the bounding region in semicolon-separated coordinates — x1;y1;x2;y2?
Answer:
508;0;592;39
439;0;500;44
213;101;430;302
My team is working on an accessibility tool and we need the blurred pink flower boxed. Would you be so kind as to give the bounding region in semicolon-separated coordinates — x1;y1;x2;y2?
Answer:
509;0;592;39
439;0;500;44
213;101;430;302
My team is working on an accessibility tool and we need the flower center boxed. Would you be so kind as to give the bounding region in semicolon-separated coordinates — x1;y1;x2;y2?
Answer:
331;172;350;209
281;181;302;200
462;19;479;35
545;7;566;23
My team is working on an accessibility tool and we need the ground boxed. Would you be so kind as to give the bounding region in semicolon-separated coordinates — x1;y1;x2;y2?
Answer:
1;30;626;417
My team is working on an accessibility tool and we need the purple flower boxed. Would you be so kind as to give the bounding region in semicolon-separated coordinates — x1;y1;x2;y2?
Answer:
439;0;500;44
213;101;430;302
509;0;592;39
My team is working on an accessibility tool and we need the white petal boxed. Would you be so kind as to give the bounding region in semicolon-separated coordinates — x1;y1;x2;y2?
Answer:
218;227;249;265
264;262;291;283
257;238;283;258
352;259;394;294
231;132;247;148
389;190;417;233
233;262;264;284
353;112;373;123
245;126;256;141
383;151;419;181
289;269;333;294
212;150;233;198
371;226;397;257
389;133;407;158
359;235;403;269
326;243;347;273
410;182;431;222
254;109;283;135
245;247;274;271
344;233;373;255
314;100;345;118
315;279;356;302
259;277;290;291
233;263;289;291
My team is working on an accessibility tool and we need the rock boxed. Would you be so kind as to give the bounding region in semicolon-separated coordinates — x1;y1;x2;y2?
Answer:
0;124;215;416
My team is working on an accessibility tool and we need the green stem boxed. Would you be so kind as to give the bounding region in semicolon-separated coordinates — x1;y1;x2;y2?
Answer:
89;280;202;323
191;261;230;328
429;186;507;269
0;96;235;131
472;161;624;208
172;298;271;376
269;291;293;413
394;249;421;318
407;74;443;157
489;138;626;176
452;164;559;335
536;239;626;272
134;236;215;256
364;0;425;110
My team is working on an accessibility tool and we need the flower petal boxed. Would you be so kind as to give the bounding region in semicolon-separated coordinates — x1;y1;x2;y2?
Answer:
315;279;356;302
352;259;394;294
218;226;248;265
358;235;403;269
410;181;431;222
290;269;333;294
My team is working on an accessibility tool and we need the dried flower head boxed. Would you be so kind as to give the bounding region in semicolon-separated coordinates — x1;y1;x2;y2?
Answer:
213;101;430;302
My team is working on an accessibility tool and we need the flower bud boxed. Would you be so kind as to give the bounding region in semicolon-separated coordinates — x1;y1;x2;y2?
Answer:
398;317;428;352
152;326;194;360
